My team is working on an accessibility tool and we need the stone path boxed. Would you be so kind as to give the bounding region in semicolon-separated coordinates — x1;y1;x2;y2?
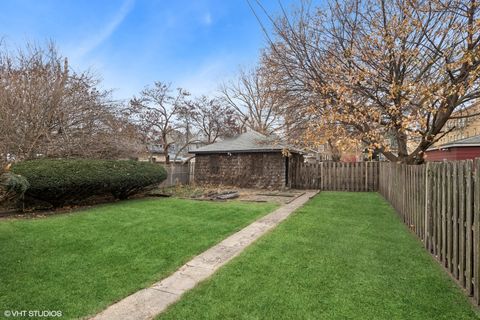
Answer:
91;191;318;320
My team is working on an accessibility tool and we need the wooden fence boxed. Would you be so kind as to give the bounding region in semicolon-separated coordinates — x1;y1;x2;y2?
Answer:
290;161;379;191
379;160;480;304
379;163;426;239
159;163;191;187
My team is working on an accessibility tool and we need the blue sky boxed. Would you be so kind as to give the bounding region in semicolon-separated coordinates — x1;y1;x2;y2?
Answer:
0;0;301;100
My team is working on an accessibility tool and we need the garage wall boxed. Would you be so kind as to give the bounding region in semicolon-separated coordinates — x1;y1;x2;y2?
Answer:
194;152;286;189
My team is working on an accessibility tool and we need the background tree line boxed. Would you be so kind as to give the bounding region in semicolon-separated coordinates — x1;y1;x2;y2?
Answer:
4;0;473;166
0;41;283;166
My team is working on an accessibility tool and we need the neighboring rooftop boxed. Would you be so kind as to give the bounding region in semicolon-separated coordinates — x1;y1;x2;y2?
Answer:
189;131;301;154
429;135;480;150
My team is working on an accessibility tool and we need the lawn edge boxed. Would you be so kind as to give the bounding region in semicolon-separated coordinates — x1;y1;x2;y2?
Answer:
377;191;480;314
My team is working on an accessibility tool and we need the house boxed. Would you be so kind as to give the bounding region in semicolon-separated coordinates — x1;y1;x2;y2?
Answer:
425;135;480;161
137;144;184;163
303;140;368;163
189;131;303;189
340;147;365;162
304;144;335;163
434;103;480;147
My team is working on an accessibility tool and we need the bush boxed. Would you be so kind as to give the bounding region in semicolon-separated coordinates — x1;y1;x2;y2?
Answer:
0;172;30;204
12;159;167;207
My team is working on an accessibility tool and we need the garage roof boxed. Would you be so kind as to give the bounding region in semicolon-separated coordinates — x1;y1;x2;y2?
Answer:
189;131;302;154
429;135;480;151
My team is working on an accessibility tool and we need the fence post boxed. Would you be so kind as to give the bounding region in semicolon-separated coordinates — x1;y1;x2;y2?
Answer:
320;162;324;190
365;162;368;191
189;161;195;185
460;161;466;287
453;161;459;279
442;162;447;266
466;160;473;295
474;159;480;303
425;162;431;249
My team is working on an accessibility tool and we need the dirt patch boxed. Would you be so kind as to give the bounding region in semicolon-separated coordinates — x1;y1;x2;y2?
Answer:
238;190;305;205
152;185;306;205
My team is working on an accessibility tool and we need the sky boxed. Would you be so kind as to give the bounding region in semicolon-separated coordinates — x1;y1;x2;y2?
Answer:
0;0;302;101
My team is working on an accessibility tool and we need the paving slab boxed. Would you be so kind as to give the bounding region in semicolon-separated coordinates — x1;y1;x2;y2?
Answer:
92;289;178;320
90;190;318;320
151;265;212;295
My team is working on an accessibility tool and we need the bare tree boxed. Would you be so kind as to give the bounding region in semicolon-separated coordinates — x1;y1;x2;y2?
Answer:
0;42;137;165
127;82;190;164
189;95;240;143
259;0;480;163
220;66;284;134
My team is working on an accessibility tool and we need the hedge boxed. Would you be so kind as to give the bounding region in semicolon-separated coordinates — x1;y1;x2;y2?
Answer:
12;159;167;207
0;172;30;204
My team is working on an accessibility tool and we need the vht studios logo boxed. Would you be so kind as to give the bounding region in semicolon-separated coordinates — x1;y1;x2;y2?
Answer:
3;310;63;318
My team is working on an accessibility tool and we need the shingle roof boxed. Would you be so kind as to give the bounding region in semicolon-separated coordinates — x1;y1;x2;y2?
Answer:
189;131;301;154
430;135;480;150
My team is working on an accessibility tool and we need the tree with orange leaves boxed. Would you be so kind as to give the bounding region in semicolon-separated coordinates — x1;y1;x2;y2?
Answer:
259;0;480;163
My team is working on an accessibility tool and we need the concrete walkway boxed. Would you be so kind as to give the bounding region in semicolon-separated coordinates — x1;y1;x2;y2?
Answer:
91;191;318;320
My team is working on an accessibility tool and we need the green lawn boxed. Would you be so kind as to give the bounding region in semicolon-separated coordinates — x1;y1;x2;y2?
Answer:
160;192;479;320
0;198;276;319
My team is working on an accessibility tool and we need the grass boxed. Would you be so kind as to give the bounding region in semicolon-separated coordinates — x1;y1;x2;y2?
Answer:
0;198;276;319
160;192;480;320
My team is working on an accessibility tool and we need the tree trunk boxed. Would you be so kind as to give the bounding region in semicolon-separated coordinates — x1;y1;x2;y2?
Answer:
328;139;342;162
164;148;170;164
163;133;170;164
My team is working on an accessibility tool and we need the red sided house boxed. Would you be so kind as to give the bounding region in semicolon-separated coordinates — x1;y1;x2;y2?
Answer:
425;135;480;161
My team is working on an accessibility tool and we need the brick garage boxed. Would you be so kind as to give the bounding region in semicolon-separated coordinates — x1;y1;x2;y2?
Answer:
190;131;302;189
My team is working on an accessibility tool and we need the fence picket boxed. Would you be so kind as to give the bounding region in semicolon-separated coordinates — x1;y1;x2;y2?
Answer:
466;160;474;295
447;162;453;272
474;159;480;303
425;163;432;251
442;162;447;266
460;162;466;287
453;162;459;279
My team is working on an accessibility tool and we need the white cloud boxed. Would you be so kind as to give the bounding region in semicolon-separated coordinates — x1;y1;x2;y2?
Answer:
74;0;135;59
202;12;212;26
